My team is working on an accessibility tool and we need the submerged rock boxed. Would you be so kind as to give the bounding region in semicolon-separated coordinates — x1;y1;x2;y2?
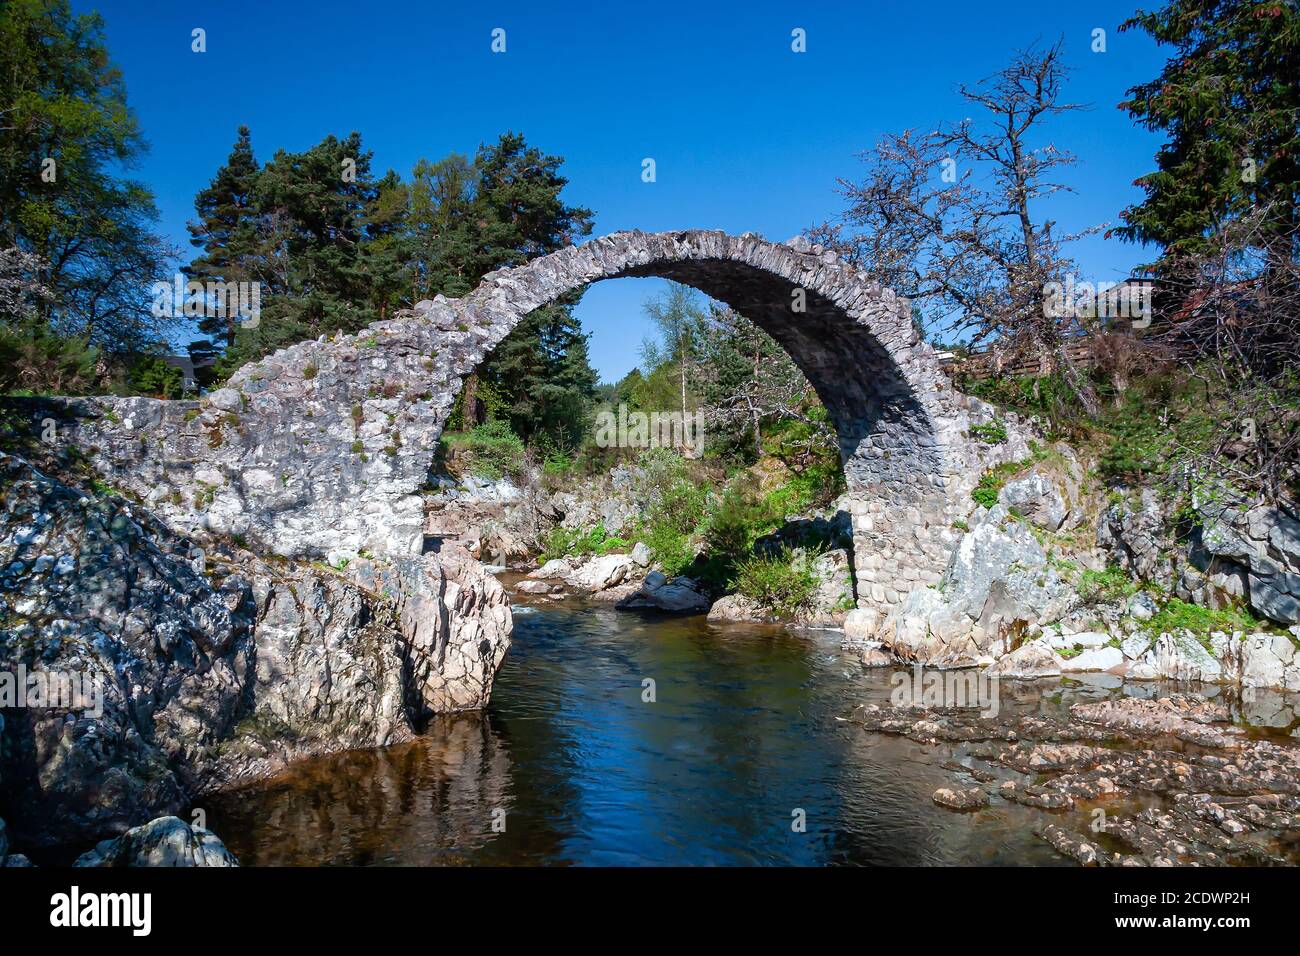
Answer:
932;787;989;811
858;693;1300;865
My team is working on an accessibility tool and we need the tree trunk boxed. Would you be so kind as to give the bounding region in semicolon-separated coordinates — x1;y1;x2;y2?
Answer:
463;372;486;426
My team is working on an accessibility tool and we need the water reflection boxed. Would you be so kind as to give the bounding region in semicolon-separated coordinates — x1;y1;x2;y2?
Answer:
207;597;1293;866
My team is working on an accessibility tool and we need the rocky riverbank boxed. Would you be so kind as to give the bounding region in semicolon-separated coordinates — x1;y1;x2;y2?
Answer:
423;440;1300;698
856;693;1300;866
0;451;511;859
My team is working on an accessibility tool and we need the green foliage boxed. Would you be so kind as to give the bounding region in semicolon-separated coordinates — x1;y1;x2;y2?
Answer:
1077;565;1140;605
968;419;1008;445
539;524;630;562
0;317;101;395
731;547;820;619
964;373;1101;442
185;126;261;351
0;0;174;357
1115;0;1299;271
1145;597;1264;642
625;449;711;577
971;444;1050;508
458;420;525;481
122;353;183;399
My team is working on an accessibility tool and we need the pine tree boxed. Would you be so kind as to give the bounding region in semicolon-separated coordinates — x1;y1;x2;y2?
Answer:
185;126;261;349
215;131;394;371
1116;0;1299;280
423;132;596;446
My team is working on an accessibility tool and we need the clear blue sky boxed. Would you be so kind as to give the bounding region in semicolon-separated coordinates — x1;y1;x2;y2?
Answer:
83;0;1168;381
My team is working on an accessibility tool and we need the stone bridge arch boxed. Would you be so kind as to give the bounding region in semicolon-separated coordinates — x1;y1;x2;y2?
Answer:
50;230;1028;615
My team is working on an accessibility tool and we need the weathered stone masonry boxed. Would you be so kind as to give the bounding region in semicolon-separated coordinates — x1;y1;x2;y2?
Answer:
21;230;1029;614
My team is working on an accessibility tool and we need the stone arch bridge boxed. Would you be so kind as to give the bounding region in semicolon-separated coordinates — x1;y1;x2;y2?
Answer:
39;230;1028;614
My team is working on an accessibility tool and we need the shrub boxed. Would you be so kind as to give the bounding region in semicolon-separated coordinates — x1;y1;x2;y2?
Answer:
969;419;1008;445
462;420;526;480
123;353;184;399
1076;565;1139;605
1145;597;1264;643
732;547;820;619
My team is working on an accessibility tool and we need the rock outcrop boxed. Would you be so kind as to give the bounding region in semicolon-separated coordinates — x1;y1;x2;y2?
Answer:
1098;488;1300;626
0;454;512;849
0;453;254;846
876;504;1074;665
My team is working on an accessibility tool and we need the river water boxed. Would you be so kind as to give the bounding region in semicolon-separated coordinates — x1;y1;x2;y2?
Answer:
206;593;1289;866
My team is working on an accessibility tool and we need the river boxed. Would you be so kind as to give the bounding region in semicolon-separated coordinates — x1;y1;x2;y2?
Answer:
205;592;1290;866
208;582;1300;868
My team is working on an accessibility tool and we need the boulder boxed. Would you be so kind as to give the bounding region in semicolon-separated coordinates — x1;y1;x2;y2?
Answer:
998;470;1067;531
945;506;1074;626
514;578;553;595
74;816;238;868
879;505;1073;665
707;594;767;622
1128;632;1223;682
348;546;513;714
986;641;1063;678
859;642;895;667
1127;591;1158;620
932;787;989;811
1060;646;1124;673
1238;633;1300;690
630;541;652;567
619;574;710;613
1174;498;1300;625
1096;489;1171;583
843;607;881;644
528;557;574;579
569;553;637;592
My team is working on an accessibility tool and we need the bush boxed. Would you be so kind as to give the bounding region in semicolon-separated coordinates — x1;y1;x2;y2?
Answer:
461;420;526;480
968;419;1008;445
0;318;101;395
732;547;820;619
1077;565;1140;605
1145;596;1265;642
539;524;630;562
123;353;184;399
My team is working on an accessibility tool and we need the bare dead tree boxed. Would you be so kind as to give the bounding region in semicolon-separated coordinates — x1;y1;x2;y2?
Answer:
808;40;1103;413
